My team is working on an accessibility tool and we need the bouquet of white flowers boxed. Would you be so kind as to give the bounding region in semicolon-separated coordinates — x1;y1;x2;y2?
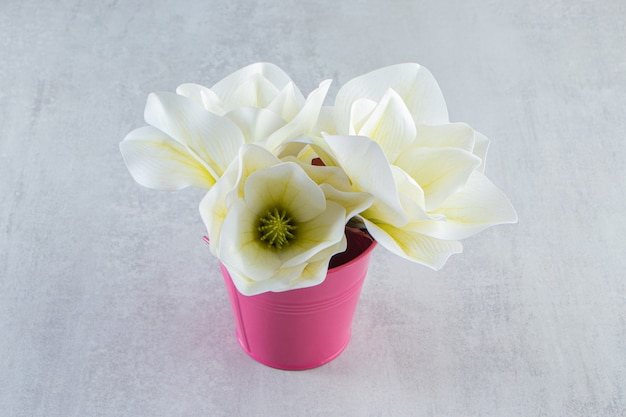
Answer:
120;62;517;296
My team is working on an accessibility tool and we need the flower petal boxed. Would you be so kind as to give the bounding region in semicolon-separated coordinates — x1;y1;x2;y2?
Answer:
267;82;306;121
311;106;337;136
391;166;429;220
200;144;281;257
419;170;518;240
473;131;490;173
217;191;347;295
279;156;375;219
395;147;481;211
229;262;308;295
319;184;374;220
279;201;347;268
335;63;449;133
218;199;284;282
281;156;352;191
362;217;463;270
348;98;377;134
222;73;281;112
265;79;332;151
230;144;282;201
210;62;294;101
175;83;224;115
287;237;347;290
199;165;238;255
119;126;215;190
144;92;245;178
321;134;408;225
414;123;475;152
357;88;417;163
244;162;326;222
225;107;286;144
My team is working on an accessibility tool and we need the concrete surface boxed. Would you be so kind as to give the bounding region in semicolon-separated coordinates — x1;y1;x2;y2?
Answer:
1;0;625;416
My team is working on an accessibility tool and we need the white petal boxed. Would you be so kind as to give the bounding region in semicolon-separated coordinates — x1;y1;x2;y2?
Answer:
279;201;347;268
218;198;346;295
321;134;408;224
266;82;306;120
391;166;430;220
311;106;337;136
335;63;449;133
221;73;280;112
472;131;490;173
420;170;518;240
395;147;481;211
211;62;294;101
225;107;286;144
265;79;332;151
201;144;281;257
244;162;326;222
283;153;374;221
307;233;348;264
281;156;375;221
120;126;215;190
287;238;348;290
230;144;281;201
277;141;312;159
175;83;224;115
234;231;346;295
230;263;307;295
301;139;341;169
144;92;245;178
414;123;476;152
348;98;377;134
198;166;238;255
175;83;206;106
357;88;417;163
362;218;463;270
319;184;374;220
281;156;352;191
218;199;283;282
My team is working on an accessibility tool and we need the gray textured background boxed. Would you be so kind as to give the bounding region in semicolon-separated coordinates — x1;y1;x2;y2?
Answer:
2;1;625;416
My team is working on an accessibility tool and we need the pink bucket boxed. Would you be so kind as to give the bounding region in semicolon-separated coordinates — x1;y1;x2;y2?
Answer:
220;230;376;370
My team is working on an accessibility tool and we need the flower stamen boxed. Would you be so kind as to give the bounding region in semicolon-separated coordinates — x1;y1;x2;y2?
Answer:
258;208;297;249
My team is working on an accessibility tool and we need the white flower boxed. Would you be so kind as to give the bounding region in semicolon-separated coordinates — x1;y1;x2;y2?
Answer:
120;63;330;191
200;144;373;295
176;62;331;152
315;63;517;269
119;92;245;190
120;61;517;284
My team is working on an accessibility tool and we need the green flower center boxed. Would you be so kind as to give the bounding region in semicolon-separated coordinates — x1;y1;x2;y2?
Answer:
258;208;297;249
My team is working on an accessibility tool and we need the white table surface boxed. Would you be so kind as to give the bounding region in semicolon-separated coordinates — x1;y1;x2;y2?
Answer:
2;1;625;416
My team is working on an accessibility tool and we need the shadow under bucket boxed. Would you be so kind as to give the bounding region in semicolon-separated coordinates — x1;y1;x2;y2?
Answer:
220;230;376;370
